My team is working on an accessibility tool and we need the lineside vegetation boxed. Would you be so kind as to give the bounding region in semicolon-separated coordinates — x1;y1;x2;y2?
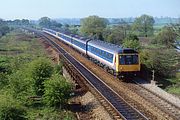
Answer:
0;30;74;120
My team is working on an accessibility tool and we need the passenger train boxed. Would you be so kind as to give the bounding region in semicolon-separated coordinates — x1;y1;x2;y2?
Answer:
43;28;140;75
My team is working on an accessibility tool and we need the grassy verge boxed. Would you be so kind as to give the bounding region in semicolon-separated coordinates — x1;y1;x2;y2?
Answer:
165;73;180;96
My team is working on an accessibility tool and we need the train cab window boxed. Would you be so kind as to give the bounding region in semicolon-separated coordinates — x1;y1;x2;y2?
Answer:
133;55;138;64
119;55;138;65
120;56;125;64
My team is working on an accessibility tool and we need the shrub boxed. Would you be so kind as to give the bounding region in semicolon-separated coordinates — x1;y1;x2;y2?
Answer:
140;48;180;77
0;56;11;73
8;69;34;104
30;58;53;96
43;74;72;108
0;73;8;89
0;94;27;120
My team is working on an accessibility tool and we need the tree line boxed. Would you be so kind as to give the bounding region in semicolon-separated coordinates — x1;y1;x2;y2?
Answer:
2;15;179;79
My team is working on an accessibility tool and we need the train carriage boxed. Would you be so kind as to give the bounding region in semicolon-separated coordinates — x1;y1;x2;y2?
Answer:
43;28;140;75
71;36;88;54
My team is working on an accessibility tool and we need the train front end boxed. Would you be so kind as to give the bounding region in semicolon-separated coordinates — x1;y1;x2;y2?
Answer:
116;49;140;73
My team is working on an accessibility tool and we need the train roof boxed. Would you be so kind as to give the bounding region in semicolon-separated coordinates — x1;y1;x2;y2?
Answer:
43;28;137;54
88;40;137;54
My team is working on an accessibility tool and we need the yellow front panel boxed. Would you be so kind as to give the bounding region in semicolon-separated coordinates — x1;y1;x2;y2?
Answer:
118;64;140;72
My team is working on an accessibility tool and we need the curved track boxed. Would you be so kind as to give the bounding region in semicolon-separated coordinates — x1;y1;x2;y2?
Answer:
28;28;148;120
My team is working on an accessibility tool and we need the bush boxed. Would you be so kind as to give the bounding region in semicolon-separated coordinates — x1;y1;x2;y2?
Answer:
140;48;180;77
0;73;9;89
0;56;11;73
30;58;53;96
43;74;72;108
0;94;27;120
8;69;34;104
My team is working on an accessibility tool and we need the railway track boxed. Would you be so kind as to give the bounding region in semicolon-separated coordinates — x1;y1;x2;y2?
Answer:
130;79;180;120
28;28;149;120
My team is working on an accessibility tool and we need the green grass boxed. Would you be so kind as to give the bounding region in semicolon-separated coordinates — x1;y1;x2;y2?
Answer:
165;73;180;96
0;31;46;57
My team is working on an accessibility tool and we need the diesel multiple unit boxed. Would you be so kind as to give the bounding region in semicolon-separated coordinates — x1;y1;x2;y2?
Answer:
43;28;140;75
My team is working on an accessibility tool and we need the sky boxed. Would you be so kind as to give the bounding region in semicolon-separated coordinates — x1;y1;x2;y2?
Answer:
0;0;180;20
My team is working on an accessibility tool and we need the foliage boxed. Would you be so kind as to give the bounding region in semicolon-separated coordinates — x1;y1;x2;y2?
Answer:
132;14;155;37
54;62;63;75
0;19;10;36
0;73;8;89
126;33;139;41
27;107;75;120
43;74;72;107
104;25;127;44
168;18;180;38
8;69;34;104
140;48;180;77
39;17;51;28
38;17;62;29
0;56;11;73
102;20;131;45
165;72;180;95
153;26;177;48
80;15;108;39
0;26;10;36
7;19;30;26
122;39;141;50
0;94;27;120
0;30;74;119
30;58;53;96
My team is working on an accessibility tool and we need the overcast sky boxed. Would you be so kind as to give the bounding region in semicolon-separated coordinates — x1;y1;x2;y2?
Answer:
0;0;180;20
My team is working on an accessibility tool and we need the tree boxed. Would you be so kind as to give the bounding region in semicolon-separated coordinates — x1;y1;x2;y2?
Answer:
13;19;22;25
43;74;72;108
117;19;131;38
0;26;10;36
51;20;62;28
105;26;125;44
39;17;51;28
0;19;10;36
169;17;180;38
21;19;30;25
133;14;155;37
0;19;5;26
155;26;176;48
168;18;180;48
140;48;180;77
80;15;108;40
122;39;141;50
